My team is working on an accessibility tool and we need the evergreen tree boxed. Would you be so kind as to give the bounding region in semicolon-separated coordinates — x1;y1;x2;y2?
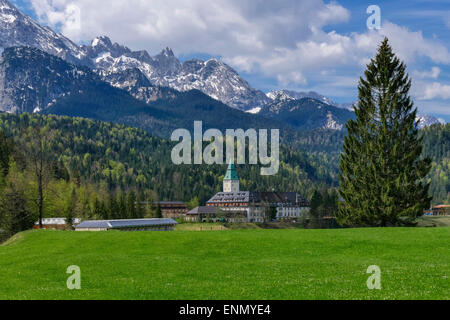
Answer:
309;190;324;228
144;198;154;218
338;38;432;227
323;189;338;217
0;185;34;235
64;187;77;229
136;191;145;218
93;197;103;219
117;192;127;218
310;190;323;215
108;193;119;219
155;203;163;218
126;190;137;219
0;130;10;178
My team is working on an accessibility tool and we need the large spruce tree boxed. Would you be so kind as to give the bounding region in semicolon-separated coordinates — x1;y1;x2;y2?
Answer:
337;38;432;227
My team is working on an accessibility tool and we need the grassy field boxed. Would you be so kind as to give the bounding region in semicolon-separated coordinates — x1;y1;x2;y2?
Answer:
0;227;448;300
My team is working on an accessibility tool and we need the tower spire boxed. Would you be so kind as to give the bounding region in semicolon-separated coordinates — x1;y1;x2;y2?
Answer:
223;160;239;192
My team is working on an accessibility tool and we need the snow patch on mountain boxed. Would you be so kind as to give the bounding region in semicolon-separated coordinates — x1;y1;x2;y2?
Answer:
247;107;262;114
416;114;446;129
324;112;343;130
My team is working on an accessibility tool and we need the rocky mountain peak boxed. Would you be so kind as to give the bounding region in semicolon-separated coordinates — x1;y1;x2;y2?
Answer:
152;47;181;76
91;35;113;48
87;35;131;59
160;47;175;57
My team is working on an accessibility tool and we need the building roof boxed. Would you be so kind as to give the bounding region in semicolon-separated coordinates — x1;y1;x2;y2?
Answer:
206;191;309;206
75;218;177;229
154;201;186;205
207;191;257;204
224;161;239;180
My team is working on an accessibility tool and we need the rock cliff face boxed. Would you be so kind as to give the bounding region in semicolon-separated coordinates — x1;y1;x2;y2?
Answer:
0;47;97;113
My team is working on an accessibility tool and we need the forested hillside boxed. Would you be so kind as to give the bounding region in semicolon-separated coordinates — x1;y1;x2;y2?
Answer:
0;113;447;238
0;113;338;235
421;123;450;204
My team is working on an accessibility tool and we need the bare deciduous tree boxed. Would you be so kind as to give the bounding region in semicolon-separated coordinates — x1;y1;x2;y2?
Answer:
23;124;54;229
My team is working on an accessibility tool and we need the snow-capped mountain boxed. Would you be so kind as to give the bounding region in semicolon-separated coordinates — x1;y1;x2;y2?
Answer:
266;89;356;110
0;0;86;65
0;0;269;110
0;0;445;128
258;90;353;130
267;90;334;105
98;67;179;103
83;36;270;110
258;97;355;131
264;89;446;129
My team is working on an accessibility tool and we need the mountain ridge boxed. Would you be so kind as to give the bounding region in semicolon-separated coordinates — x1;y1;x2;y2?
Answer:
0;0;444;128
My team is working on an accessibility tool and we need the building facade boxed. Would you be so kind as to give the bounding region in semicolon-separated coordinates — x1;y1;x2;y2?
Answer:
424;205;450;216
154;201;188;218
186;206;247;223
205;163;310;222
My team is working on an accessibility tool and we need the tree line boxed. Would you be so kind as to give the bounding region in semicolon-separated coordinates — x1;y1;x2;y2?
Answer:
0;112;335;237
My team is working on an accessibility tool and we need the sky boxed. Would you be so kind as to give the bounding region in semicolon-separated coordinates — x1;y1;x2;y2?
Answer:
11;0;450;122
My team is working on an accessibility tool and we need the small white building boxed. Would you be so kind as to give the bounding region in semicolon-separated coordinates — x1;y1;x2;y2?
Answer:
34;218;81;229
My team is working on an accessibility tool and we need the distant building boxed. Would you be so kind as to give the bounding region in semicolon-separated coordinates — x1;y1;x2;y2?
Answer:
257;192;310;220
425;205;450;216
152;201;188;218
75;218;178;231
33;218;81;230
205;162;310;222
186;206;247;223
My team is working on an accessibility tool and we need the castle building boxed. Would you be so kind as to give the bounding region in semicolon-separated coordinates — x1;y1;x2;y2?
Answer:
204;162;310;222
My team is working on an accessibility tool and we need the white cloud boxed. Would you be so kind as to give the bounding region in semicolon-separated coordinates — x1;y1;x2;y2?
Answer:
378;23;450;64
28;0;450;94
277;71;307;86
420;82;450;100
413;67;441;79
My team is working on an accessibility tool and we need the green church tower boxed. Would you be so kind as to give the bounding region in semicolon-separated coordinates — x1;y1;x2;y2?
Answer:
223;160;239;192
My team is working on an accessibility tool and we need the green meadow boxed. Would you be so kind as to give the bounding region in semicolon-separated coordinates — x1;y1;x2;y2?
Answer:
0;227;448;300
